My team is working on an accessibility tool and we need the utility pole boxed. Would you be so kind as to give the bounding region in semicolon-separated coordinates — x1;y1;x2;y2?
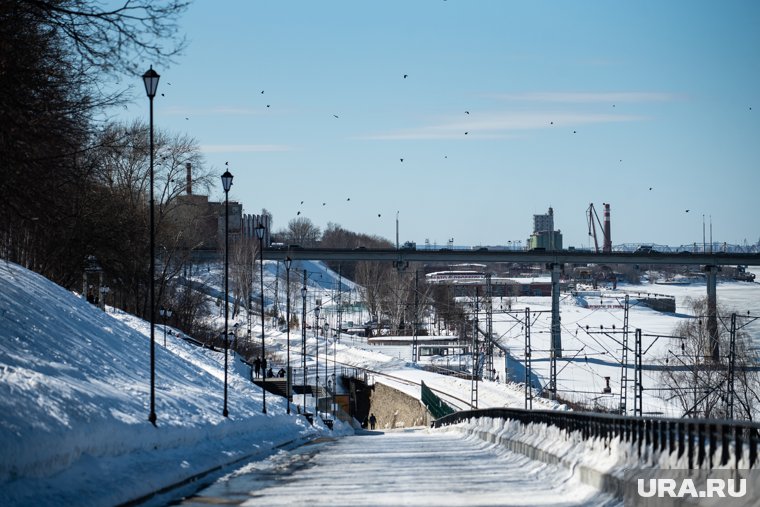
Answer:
549;263;562;400
619;294;629;414
485;273;493;380
525;307;532;410
470;287;479;409
634;328;643;417
412;270;419;363
727;313;737;419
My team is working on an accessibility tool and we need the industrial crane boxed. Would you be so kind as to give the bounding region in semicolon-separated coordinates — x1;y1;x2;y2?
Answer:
587;203;612;253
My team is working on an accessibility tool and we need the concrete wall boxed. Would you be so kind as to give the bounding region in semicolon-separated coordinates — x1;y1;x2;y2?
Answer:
368;383;431;429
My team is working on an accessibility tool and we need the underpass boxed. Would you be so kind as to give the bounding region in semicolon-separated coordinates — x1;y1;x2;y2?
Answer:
178;428;620;507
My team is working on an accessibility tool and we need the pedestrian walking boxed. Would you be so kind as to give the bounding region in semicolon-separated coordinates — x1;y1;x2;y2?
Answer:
369;413;377;430
261;357;268;377
253;356;261;378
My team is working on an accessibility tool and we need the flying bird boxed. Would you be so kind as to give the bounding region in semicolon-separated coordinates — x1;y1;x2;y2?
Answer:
185;117;189;120
297;211;301;215
400;158;404;162
267;105;270;108
573;130;577;134
465;111;470;114
300;201;304;204
333;114;339;118
378;213;381;217
322;202;326;206
161;93;165;97
649;187;653;191
464;131;468;135
261;90;264;94
347;197;350;201
550;121;554;125
685;209;690;213
403;74;408;78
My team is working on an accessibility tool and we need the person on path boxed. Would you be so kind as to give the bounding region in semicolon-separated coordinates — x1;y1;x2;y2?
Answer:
253;357;261;378
369;413;377;430
261;357;268;377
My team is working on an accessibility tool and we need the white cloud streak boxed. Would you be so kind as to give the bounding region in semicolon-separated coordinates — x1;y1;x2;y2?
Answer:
488;91;679;103
359;111;646;141
201;144;293;153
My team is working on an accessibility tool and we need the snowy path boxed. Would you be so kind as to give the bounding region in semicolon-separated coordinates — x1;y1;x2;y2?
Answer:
179;428;621;506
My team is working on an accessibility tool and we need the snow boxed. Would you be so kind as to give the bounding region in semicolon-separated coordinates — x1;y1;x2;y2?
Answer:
0;260;346;506
2;258;759;505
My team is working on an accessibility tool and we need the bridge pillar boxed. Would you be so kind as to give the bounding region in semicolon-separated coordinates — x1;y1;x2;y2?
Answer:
704;265;719;361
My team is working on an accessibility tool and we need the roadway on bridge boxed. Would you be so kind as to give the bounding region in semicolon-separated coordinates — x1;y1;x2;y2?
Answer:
179;428;620;506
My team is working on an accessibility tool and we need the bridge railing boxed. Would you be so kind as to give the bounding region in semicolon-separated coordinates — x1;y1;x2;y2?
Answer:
432;407;760;470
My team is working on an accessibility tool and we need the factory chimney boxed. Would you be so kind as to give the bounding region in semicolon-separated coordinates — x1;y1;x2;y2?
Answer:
603;203;612;253
185;162;192;195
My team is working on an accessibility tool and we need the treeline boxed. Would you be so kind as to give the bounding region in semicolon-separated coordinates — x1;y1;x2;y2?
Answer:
0;1;217;333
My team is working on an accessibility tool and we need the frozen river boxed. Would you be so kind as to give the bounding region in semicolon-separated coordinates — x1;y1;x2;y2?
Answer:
177;428;620;506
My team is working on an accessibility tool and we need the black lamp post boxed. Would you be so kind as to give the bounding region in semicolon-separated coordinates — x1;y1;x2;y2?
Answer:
315;305;321;416
285;256;292;414
160;306;172;347
143;66;160;427
255;223;267;414
221;169;233;418
301;275;307;412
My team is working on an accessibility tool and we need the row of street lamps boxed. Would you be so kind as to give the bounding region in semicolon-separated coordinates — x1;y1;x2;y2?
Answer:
144;66;335;425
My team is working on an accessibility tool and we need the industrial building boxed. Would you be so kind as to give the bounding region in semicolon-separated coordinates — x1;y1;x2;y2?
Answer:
527;207;562;251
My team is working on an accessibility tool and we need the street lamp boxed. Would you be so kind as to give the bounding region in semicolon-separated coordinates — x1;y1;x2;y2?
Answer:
221;169;233;418
143;66;160;426
285;256;292;414
159;306;172;347
255;223;267;414
301;276;308;413
315;305;321;416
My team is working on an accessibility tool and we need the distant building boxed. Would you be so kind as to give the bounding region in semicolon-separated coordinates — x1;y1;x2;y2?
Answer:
528;207;562;251
165;163;270;255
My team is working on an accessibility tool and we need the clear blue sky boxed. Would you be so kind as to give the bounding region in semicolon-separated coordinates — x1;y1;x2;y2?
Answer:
119;0;759;248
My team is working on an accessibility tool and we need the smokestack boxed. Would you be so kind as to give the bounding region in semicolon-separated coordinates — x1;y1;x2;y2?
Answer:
603;203;612;253
185;162;192;195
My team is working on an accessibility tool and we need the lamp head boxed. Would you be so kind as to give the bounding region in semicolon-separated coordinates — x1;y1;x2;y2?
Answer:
142;66;160;98
301;286;307;298
285;256;292;270
255;223;265;239
221;170;233;192
315;306;320;318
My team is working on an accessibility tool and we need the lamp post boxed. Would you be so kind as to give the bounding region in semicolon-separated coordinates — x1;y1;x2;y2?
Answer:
159;307;172;346
221;169;233;418
142;66;160;426
301;275;307;412
255;223;266;414
285;256;292;414
315;305;321;416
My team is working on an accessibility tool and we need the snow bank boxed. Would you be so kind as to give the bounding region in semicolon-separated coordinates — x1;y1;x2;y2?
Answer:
0;260;344;506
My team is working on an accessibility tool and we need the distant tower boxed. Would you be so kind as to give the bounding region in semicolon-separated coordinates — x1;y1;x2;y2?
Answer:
603;203;612;253
185;162;192;195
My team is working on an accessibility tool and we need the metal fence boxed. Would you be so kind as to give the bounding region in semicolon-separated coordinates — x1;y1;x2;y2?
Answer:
421;381;456;420
432;407;760;470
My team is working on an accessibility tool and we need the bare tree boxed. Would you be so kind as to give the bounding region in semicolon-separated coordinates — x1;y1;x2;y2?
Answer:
658;297;760;420
279;217;321;247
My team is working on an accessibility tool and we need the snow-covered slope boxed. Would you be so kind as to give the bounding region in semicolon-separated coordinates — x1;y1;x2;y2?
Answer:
0;260;333;506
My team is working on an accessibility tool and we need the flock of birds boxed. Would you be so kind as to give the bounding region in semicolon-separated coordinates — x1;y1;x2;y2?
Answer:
163;70;752;226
